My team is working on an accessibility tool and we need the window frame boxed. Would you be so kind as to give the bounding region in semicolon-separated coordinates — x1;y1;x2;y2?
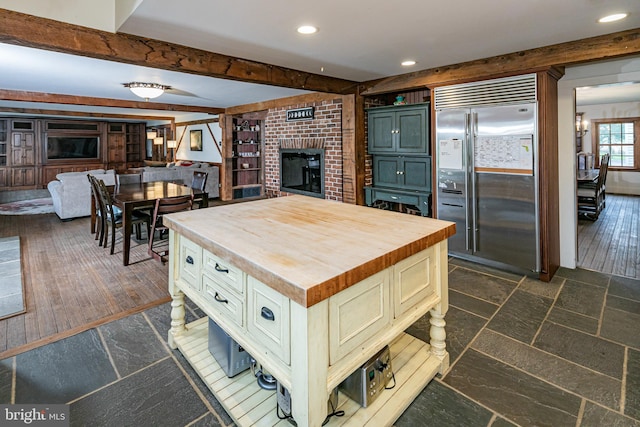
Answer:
592;117;640;171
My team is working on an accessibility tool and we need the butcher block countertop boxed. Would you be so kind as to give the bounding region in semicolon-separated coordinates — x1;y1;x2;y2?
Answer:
164;195;455;308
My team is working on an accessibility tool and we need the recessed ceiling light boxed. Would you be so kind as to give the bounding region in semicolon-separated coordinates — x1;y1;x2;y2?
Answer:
598;13;628;23
401;60;416;67
297;25;318;34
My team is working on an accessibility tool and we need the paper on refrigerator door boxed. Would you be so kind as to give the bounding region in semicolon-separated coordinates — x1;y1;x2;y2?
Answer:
438;139;464;170
474;135;534;174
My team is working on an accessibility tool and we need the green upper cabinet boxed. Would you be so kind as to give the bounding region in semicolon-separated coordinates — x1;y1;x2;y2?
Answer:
368;103;429;154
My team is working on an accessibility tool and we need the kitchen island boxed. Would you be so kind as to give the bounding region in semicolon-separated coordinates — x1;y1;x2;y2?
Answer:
164;195;455;427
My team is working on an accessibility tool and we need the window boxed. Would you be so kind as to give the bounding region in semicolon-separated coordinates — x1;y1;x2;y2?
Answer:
594;118;639;169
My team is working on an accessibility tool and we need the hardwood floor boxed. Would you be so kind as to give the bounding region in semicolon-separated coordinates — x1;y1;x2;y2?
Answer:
578;193;640;279
0;213;171;359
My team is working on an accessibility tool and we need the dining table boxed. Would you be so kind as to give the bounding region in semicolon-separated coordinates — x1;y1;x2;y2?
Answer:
100;181;207;266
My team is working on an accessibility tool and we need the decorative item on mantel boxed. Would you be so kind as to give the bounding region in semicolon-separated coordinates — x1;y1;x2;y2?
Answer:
394;95;406;105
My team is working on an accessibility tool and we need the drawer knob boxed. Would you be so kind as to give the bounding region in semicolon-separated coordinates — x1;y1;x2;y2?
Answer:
214;292;229;304
215;263;229;273
261;307;275;321
186;255;194;265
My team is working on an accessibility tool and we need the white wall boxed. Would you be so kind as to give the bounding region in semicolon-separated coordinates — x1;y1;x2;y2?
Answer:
579;101;640;195
174;121;222;163
0;0;117;31
557;55;640;269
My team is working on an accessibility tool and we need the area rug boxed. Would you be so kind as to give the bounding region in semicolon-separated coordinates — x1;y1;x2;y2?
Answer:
0;198;54;215
0;236;26;320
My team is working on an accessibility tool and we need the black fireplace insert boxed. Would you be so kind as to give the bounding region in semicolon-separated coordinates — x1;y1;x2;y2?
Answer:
279;149;324;198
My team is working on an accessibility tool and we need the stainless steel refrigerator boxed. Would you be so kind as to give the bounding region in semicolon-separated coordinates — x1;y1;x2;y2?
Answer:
435;76;540;273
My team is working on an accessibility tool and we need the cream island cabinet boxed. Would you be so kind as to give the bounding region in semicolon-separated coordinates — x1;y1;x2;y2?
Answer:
164;196;455;427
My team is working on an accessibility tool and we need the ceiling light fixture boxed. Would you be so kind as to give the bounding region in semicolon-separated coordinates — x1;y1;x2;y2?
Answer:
401;60;417;66
297;25;318;34
598;13;628;23
124;82;169;100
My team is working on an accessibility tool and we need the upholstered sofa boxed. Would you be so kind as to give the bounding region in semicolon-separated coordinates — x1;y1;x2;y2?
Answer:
47;169;116;220
132;163;220;199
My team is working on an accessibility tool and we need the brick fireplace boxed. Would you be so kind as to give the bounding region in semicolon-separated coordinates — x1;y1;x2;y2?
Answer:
263;99;343;201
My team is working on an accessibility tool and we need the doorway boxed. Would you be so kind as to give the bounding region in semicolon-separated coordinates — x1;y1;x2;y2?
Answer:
575;82;640;279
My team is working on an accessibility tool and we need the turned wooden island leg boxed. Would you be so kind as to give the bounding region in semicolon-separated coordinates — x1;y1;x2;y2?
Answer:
430;240;450;374
167;230;186;349
168;290;186;349
429;309;449;374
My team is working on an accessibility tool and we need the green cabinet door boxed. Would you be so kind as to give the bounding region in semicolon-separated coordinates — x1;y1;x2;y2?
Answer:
403;157;431;191
397;108;428;153
373;156;402;187
368;110;395;152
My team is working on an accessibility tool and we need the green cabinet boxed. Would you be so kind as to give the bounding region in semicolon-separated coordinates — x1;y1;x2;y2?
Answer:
373;155;431;192
368;103;429;154
366;103;432;216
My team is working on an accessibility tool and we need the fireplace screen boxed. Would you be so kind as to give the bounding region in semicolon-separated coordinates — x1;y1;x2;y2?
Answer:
280;149;324;198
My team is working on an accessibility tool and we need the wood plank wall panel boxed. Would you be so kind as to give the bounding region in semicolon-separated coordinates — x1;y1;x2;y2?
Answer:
341;94;360;204
0;215;171;358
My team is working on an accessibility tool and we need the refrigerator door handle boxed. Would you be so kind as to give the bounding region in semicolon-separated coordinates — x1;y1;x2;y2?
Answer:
463;112;472;252
470;112;479;253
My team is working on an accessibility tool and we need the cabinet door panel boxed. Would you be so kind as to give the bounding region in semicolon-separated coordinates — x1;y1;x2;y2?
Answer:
397;109;427;153
373;156;401;187
368;111;394;153
393;247;437;318
11;168;36;186
0;168;8;187
403;157;431;191
329;268;391;364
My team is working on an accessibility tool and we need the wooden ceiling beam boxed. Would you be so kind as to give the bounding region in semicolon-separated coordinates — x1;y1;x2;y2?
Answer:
362;27;640;95
0;9;358;95
0;106;175;121
0;89;223;114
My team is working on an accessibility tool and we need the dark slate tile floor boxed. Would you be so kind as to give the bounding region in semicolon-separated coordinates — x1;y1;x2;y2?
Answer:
2;260;640;426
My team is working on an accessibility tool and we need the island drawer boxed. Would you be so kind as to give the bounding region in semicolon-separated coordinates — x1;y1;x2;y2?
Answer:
393;247;437;318
178;236;202;291
203;275;244;327
203;249;244;295
247;276;291;365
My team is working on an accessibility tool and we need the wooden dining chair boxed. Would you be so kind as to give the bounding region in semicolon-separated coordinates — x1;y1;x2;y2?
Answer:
96;178;151;255
148;194;194;263
577;154;609;220
88;174;106;246
191;171;208;208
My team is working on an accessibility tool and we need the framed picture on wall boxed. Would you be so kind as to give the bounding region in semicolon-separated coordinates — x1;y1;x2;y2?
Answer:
190;129;203;151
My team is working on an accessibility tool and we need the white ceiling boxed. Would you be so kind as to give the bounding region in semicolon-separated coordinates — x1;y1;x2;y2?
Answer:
576;81;640;106
0;0;639;121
